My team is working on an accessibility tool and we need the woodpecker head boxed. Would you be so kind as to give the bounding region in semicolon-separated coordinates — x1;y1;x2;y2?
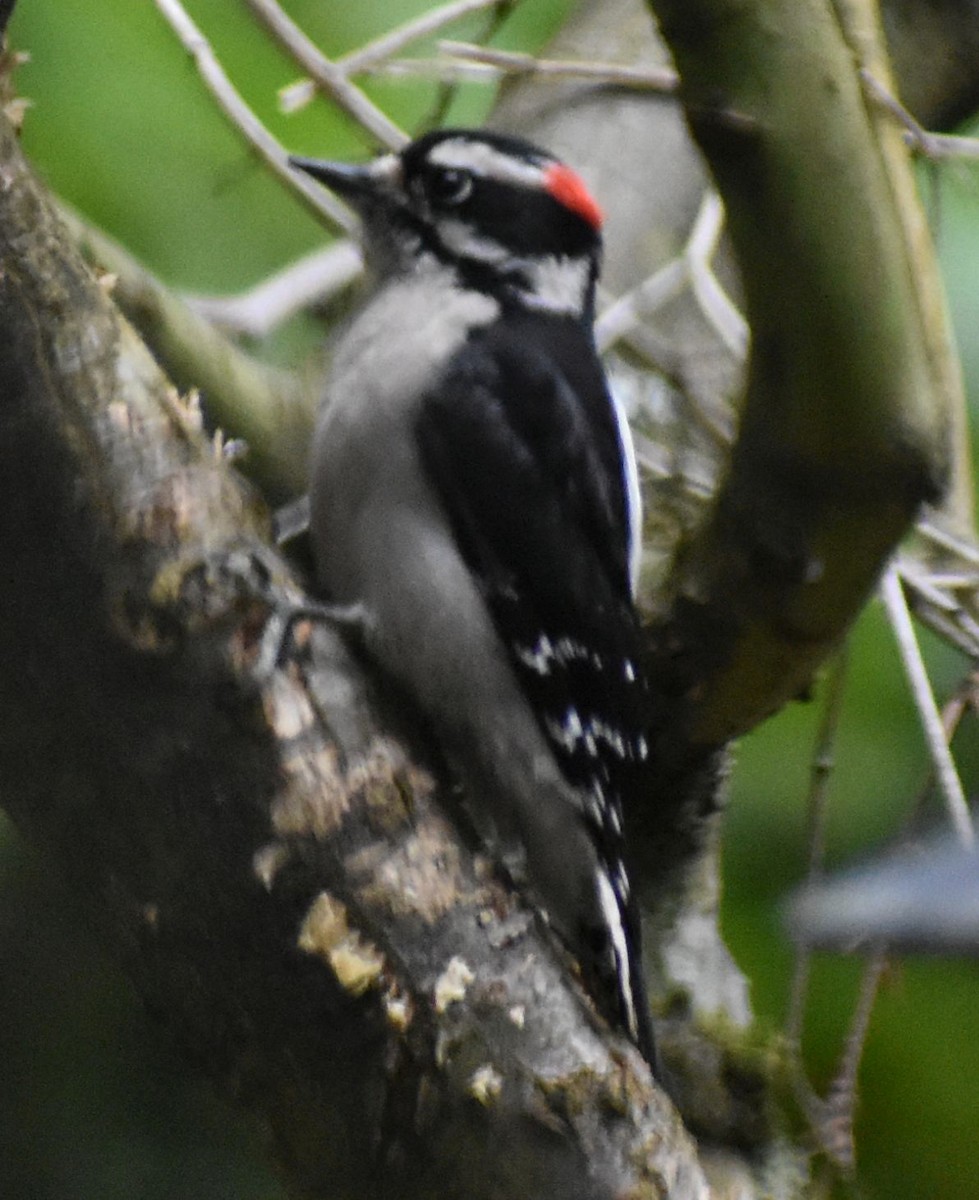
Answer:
291;129;605;319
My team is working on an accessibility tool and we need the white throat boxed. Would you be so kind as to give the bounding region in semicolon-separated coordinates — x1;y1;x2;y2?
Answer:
428;216;592;317
514;254;591;316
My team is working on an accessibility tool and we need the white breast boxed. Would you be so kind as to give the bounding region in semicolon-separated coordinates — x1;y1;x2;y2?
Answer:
309;259;498;612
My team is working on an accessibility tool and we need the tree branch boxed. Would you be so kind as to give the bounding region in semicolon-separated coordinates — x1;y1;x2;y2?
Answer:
152;0;357;229
59;202;314;500
242;0;407;148
644;0;953;753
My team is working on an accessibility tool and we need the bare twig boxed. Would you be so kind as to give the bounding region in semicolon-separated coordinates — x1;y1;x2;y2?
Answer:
914;132;979;161
358;58;504;85
595;261;687;352
685;190;748;359
898;519;979;656
860;68;943;157
898;557;979;659
917;516;979;565
242;0;406;148
152;0;354;231
902;672;976;831
437;40;679;92
861;68;979;160
339;0;509;74
880;566;975;847
786;650;850;1047
596;189;742;449
596;189;745;364
814;953;889;1173
187;240;363;338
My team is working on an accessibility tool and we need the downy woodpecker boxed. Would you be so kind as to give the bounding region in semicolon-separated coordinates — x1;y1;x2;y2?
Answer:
291;130;655;1065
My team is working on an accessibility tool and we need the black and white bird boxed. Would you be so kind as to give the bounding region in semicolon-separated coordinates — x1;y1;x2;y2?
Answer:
290;129;655;1064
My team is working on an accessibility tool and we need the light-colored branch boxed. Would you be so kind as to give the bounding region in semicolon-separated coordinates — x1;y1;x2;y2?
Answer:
595;189;740;448
862;67;979;160
187;240;363;338
880;566;974;847
783;653;888;1174
898;518;979;657
152;0;354;230
351;57;503;86
242;0;406;148
914;132;979;160
685;190;748;359
814;953;888;1171
437;40;679;91
595;189;744;359
338;0;507;74
595;261;687;351
898;557;979;659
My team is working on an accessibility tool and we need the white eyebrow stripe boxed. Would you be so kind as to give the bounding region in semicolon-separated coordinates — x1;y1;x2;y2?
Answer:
427;139;547;189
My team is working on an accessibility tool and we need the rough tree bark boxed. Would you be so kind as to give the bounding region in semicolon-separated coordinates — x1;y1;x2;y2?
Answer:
0;0;971;1197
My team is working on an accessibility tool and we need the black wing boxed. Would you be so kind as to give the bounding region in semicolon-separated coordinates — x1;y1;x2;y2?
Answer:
416;310;648;808
415;310;654;1057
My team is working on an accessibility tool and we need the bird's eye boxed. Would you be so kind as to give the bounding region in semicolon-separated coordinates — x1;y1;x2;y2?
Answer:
428;168;473;206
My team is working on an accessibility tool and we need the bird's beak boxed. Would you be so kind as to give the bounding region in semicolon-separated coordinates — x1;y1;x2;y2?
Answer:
289;153;402;209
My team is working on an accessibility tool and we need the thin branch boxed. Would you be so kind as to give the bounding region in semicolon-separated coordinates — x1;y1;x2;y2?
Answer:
899;519;979;656
917;516;979;566
339;0;509;74
898;557;979;659
861;68;979;160
595;190;743;360
357;58;505;85
815;953;888;1173
915;132;979;161
187;240;363;338
786;650;850;1047
241;0;406;149
152;0;354;231
596;190;741;450
685;190;748;359
880;566;975;847
903;672;976;831
597;190;746;371
438;40;679;92
595;261;687;351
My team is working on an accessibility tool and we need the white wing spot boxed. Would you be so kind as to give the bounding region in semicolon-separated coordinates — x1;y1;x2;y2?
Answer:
515;634;555;676
515;635;606;676
545;706;584;754
545;707;642;763
595;869;639;1040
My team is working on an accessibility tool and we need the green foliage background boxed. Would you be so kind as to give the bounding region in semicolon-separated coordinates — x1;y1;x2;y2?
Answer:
2;3;978;1198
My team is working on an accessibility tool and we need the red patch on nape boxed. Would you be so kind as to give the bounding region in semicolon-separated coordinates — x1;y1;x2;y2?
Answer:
543;162;604;230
